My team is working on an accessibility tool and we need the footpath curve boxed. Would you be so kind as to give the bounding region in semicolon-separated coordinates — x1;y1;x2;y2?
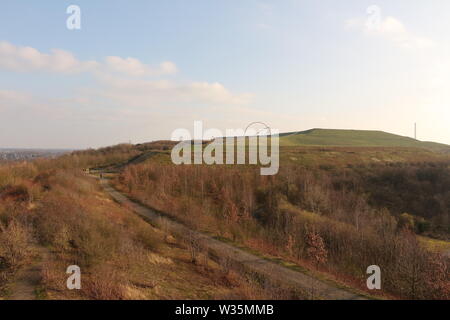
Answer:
99;178;368;300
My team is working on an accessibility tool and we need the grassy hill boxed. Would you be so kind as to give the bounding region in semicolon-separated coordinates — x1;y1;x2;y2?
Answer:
280;129;450;152
80;128;450;171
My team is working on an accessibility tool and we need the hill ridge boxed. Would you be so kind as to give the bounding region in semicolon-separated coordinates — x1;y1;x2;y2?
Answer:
279;128;450;153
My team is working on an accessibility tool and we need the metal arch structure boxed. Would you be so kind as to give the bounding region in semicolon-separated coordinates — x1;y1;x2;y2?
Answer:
244;121;272;137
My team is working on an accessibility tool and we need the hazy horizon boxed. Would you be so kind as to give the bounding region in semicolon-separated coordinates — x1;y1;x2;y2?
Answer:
1;1;450;149
0;126;446;151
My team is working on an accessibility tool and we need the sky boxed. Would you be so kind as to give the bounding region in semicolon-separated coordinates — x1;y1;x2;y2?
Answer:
1;0;449;148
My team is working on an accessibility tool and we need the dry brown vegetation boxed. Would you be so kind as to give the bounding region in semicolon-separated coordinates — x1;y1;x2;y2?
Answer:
54;144;141;170
117;162;450;299
2;142;449;300
0;156;290;299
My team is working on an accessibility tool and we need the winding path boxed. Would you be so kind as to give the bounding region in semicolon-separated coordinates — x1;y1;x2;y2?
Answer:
8;247;48;300
99;178;368;300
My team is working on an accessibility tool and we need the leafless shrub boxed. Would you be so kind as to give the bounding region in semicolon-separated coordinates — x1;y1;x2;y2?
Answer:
118;162;450;299
0;221;33;287
186;231;202;264
82;265;127;300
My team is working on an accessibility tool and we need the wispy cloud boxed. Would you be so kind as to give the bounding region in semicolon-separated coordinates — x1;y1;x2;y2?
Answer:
0;41;257;147
0;87;283;149
0;41;98;74
0;40;251;107
93;74;254;107
346;16;434;49
0;41;177;76
104;56;177;76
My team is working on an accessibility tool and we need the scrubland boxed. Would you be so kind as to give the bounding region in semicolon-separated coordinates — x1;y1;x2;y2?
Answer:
0;156;285;299
1;141;449;300
116;160;450;299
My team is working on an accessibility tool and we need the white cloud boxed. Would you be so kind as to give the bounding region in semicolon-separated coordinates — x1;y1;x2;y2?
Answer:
184;81;253;105
0;41;98;73
159;61;178;74
105;56;177;76
0;41;177;76
346;16;434;49
93;74;253;107
0;41;251;110
0;88;275;149
0;42;257;148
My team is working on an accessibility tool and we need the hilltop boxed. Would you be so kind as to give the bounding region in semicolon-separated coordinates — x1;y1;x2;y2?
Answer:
77;129;450;170
279;129;450;152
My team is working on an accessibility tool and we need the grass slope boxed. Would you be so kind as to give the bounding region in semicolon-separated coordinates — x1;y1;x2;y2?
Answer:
280;129;450;152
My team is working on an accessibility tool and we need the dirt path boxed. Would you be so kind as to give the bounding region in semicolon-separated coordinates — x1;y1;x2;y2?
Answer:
99;178;368;300
8;247;48;300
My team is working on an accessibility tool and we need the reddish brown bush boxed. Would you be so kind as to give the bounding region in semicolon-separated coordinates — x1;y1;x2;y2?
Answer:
116;162;450;299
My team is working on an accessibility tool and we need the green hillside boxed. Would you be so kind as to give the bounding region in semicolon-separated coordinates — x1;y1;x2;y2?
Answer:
279;129;450;152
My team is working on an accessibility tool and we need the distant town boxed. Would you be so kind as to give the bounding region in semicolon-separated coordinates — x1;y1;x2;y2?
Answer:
0;148;71;161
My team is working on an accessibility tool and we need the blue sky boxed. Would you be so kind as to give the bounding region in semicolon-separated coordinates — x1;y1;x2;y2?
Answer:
1;1;449;148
